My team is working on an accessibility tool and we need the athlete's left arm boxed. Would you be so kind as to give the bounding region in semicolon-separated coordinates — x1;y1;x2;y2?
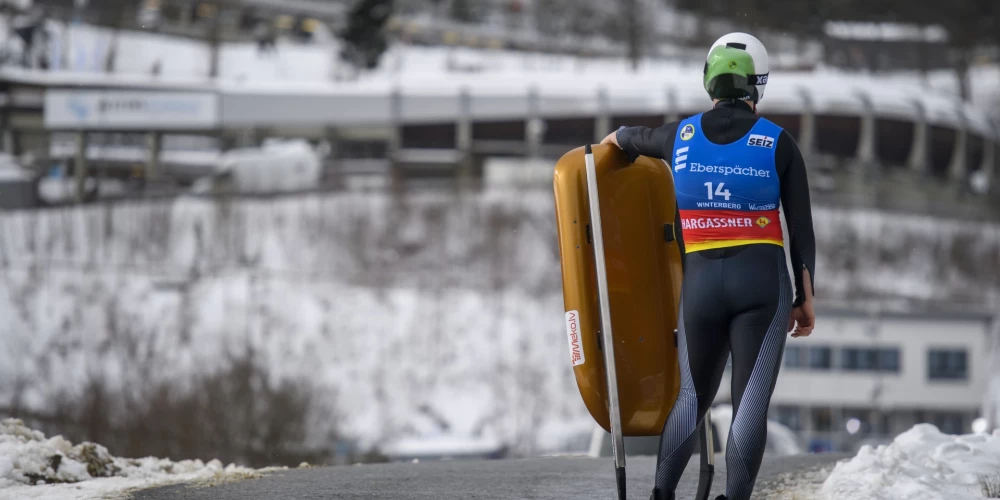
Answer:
776;130;816;307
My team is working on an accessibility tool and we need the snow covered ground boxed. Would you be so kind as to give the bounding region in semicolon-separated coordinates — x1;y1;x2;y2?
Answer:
0;418;268;500
5;416;1000;500
820;424;1000;500
745;424;1000;500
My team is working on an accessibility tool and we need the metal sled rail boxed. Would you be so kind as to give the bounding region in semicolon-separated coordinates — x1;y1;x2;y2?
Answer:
583;145;714;500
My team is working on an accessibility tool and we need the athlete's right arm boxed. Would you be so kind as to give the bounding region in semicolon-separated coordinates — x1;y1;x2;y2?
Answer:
610;123;680;162
776;131;817;336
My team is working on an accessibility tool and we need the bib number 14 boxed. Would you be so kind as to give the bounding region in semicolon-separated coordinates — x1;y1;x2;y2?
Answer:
704;182;731;201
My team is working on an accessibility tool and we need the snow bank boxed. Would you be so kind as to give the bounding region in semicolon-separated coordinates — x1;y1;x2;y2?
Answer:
381;434;505;460
821;424;1000;500
0;418;264;500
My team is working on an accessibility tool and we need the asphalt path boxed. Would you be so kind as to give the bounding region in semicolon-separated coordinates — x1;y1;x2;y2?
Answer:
133;453;845;500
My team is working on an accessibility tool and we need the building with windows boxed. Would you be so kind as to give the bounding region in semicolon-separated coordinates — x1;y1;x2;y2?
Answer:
717;304;995;453
2;64;997;213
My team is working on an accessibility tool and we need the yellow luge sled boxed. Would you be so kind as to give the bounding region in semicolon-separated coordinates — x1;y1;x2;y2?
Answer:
553;144;683;436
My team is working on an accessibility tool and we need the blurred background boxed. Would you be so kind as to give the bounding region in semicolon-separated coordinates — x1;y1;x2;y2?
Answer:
0;0;998;468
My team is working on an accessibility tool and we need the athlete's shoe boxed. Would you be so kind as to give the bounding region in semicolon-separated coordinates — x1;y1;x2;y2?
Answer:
648;489;674;500
714;496;727;500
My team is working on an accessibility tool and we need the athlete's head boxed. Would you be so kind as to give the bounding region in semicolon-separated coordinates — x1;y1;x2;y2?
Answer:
703;32;769;110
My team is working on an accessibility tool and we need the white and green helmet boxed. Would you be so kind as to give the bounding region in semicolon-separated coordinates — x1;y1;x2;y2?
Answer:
703;32;769;104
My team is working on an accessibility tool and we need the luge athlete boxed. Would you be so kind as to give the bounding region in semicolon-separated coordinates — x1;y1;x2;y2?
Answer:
601;32;817;500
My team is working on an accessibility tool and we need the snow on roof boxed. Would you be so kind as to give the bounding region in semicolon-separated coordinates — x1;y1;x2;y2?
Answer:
824;21;949;43
0;67;213;91
378;66;993;135
6;61;996;138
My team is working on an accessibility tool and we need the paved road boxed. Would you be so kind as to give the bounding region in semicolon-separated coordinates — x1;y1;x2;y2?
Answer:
133;454;844;500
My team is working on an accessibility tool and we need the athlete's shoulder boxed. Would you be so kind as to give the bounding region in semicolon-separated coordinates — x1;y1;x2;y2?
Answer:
750;117;796;153
775;129;802;153
675;112;706;128
654;117;683;135
661;120;683;133
754;115;785;131
657;121;682;156
773;129;805;178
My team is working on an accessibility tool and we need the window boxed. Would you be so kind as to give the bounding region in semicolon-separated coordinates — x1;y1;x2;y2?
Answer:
784;346;805;368
841;347;872;370
784;346;832;370
928;349;968;380
775;405;802;431
811;407;833;432
808;347;832;369
877;349;900;372
840;347;900;373
921;411;966;435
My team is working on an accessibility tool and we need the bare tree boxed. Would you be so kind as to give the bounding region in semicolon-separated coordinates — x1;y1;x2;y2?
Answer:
624;0;640;70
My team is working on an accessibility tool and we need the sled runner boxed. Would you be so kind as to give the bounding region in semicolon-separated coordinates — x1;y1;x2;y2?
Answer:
553;144;684;436
554;144;715;500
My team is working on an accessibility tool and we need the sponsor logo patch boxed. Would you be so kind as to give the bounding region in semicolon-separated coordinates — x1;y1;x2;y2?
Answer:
680;124;695;141
674;146;688;171
756;216;771;228
565;310;585;367
755;74;768;85
696;201;742;209
688;162;770;177
682;217;755;230
747;134;774;148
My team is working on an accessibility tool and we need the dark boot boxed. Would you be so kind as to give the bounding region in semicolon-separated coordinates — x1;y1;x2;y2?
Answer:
649;489;674;500
715;496;727;500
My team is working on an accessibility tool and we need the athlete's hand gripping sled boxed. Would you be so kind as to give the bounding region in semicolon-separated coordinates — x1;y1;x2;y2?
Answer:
553;144;715;500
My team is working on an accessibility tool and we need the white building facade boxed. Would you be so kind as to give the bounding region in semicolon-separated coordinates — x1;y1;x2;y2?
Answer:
718;306;994;453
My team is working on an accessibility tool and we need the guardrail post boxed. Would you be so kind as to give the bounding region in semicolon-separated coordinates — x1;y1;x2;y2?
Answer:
664;86;678;124
146;131;162;181
988;139;999;203
594;87;611;143
797;87;816;160
948;111;968;193
74;130;87;203
389;86;403;192
0;109;12;155
852;90;880;209
325;126;342;190
456;87;473;190
855;91;877;168
907;100;929;174
981;138;996;197
526;87;542;158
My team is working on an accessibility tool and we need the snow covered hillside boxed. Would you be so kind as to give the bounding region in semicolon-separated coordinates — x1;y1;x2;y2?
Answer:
0;418;264;500
0;190;998;456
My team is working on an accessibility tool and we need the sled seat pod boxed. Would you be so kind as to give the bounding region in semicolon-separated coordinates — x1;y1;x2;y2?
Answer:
553;144;684;436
